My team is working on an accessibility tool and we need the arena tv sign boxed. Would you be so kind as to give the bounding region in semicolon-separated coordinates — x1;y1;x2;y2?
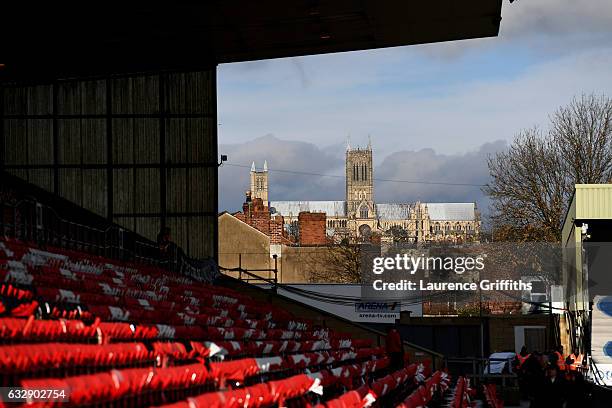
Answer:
354;301;400;323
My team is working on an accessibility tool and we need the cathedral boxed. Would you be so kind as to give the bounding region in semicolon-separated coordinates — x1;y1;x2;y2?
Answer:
249;143;480;243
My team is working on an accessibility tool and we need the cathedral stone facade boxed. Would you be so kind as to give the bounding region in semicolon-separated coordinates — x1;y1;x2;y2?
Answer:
251;143;480;244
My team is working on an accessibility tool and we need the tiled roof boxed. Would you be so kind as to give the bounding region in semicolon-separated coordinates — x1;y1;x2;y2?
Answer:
426;203;476;221
376;203;412;220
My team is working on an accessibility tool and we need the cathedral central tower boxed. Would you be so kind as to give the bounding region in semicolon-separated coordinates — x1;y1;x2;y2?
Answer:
345;140;375;221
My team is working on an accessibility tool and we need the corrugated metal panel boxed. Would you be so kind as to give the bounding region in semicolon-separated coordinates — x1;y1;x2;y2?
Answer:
134;168;160;213
27;85;52;114
3;119;26;165
189;168;215;212
27;119;53;164
2;69;217;260
575;184;612;220
82;170;107;216
58;169;82;205
270;201;347;217
28;169;53;191
3;87;26;114
426;203;476;221
112;75;159;114
167;168;188;213
113;169;134;214
165;118;188;163
134;217;159;242
57;119;81;164
82;119;106;164
134;119;159;164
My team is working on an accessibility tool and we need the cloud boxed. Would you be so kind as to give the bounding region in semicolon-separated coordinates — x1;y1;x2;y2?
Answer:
375;141;507;218
501;0;612;37
219;135;345;212
219;136;507;218
220;47;612;157
420;0;612;59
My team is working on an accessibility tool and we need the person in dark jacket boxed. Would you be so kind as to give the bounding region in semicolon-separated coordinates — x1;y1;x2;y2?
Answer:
386;324;404;371
533;365;566;408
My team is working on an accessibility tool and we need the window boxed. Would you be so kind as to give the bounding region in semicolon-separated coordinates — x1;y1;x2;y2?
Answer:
364;164;368;180
360;206;368;218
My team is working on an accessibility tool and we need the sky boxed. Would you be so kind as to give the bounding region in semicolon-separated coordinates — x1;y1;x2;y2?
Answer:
217;0;612;217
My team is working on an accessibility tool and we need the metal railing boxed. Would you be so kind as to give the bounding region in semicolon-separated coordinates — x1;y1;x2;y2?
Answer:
445;356;518;393
0;197;218;282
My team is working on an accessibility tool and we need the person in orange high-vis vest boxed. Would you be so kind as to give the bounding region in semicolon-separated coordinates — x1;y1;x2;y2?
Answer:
554;346;566;372
566;348;583;371
515;346;530;371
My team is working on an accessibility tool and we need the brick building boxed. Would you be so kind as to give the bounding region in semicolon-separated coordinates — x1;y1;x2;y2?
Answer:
233;192;290;245
298;211;327;246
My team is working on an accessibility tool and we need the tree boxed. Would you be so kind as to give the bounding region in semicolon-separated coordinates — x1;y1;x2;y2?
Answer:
485;94;612;241
305;240;362;283
388;225;409;243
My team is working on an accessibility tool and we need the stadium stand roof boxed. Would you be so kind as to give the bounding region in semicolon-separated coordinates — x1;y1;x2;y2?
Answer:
1;1;502;81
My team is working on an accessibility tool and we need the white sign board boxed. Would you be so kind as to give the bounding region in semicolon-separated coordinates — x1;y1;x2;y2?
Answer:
591;296;612;385
354;301;400;323
266;284;422;323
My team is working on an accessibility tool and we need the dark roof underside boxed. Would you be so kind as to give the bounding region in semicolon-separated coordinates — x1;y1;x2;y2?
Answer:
1;1;502;81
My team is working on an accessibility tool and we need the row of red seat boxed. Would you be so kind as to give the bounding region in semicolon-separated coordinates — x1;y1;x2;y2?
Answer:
216;338;372;358
2;241;293;319
0;317;338;345
320;362;424;408
482;383;503;408
0;282;33;301
209;347;385;382
155;358;393;408
3;264;316;333
0;342;153;373
451;377;474;408
396;370;450;408
20;357;391;408
1;337;384;381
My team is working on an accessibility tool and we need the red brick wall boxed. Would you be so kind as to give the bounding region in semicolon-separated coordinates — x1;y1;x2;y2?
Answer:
235;196;289;244
298;212;326;246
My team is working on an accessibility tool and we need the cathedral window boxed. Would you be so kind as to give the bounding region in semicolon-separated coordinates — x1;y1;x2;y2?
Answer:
360;206;368;218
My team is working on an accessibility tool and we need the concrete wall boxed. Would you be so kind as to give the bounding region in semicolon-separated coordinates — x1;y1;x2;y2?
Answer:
1;70;218;259
218;212;271;276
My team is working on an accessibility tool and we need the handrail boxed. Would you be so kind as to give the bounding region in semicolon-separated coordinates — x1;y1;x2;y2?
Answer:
220;266;278;286
1;192;218;283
